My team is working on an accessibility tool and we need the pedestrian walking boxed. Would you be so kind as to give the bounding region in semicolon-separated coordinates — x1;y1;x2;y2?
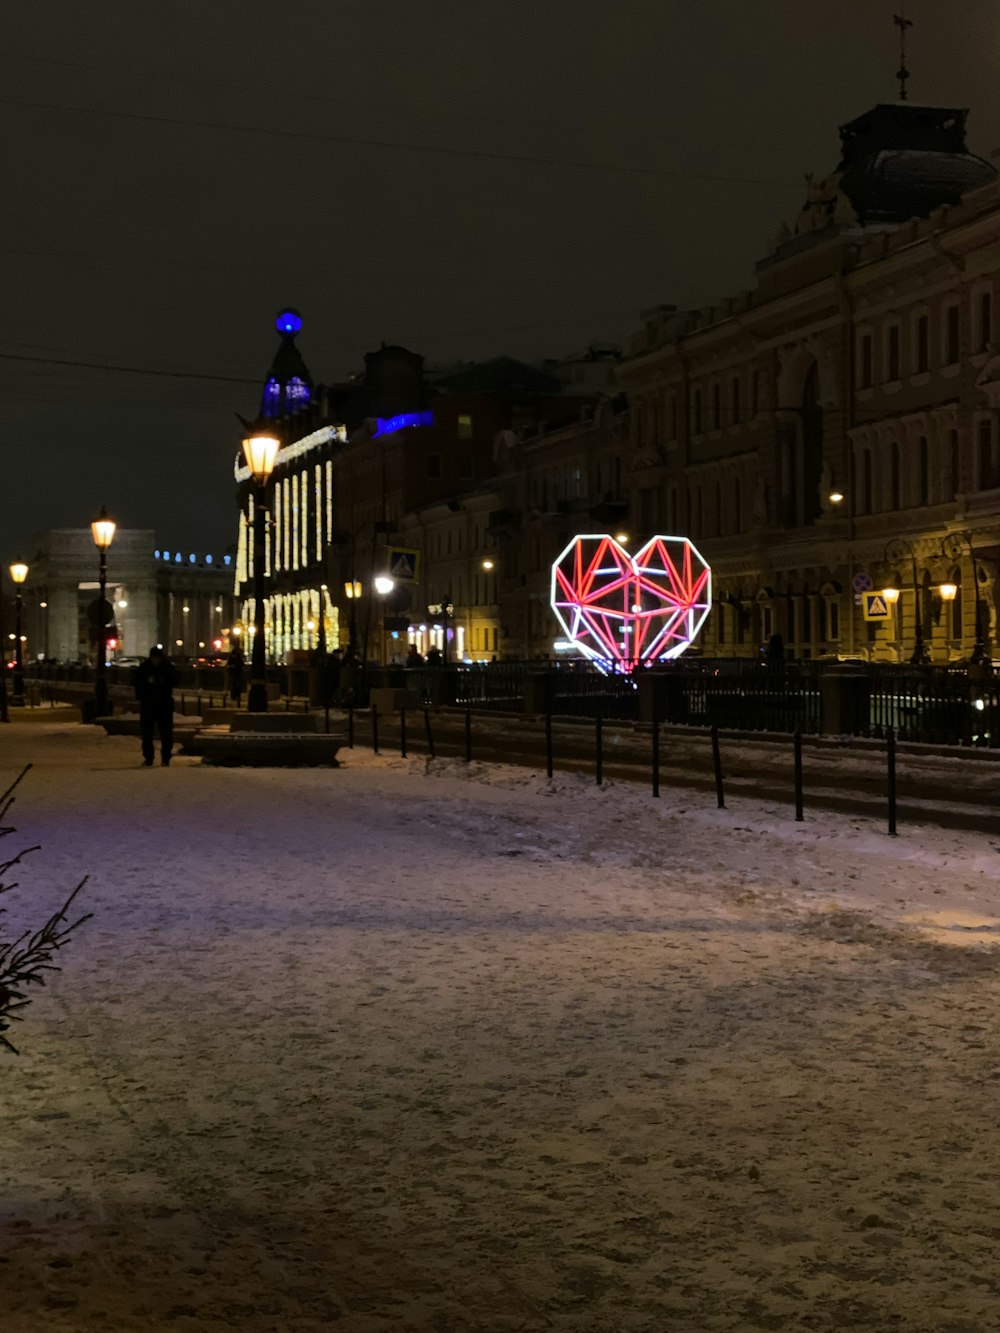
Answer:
226;644;246;704
133;645;178;767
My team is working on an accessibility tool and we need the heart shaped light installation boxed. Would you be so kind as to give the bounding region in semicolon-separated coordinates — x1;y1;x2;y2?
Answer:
550;534;711;669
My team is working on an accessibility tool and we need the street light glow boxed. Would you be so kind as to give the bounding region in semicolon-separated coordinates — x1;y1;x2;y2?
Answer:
374;575;394;596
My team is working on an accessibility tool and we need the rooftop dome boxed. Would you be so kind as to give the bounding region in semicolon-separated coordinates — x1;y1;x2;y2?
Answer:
836;104;996;225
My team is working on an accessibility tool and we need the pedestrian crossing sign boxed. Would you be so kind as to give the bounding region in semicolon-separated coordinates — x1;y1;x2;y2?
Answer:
387;546;420;582
862;591;891;621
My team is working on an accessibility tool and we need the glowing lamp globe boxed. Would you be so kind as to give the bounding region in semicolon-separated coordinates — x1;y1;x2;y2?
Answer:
241;430;280;486
91;507;117;550
551;533;711;670
9;560;28;586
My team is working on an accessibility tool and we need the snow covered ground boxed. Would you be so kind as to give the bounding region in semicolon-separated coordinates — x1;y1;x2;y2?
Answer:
2;720;1000;1332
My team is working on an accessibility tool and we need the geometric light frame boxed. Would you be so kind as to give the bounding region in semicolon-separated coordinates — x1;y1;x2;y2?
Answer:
551;533;712;670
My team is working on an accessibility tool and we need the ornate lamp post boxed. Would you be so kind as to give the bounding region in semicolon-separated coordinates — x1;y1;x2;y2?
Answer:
91;507;117;717
344;579;362;657
241;424;280;712
8;559;28;707
884;538;928;665
941;531;986;665
374;575;394;666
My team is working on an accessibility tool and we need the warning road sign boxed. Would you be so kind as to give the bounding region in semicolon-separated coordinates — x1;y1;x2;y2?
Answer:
862;592;891;621
387;546;420;582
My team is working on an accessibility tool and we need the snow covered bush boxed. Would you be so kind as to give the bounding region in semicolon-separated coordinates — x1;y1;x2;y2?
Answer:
0;764;89;1054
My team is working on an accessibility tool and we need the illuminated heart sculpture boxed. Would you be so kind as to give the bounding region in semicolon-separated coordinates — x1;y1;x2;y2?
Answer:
551;534;712;669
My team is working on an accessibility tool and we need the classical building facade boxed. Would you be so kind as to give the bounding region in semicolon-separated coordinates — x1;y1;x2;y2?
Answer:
494;100;1000;663
13;531;235;664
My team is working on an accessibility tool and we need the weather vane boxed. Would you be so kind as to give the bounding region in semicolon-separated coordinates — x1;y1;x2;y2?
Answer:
894;10;913;101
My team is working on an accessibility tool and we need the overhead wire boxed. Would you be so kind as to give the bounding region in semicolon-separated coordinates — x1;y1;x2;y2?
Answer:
0;95;806;189
6;48;822;160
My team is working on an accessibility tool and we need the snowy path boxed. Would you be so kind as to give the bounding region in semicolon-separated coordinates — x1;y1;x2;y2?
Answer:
2;723;1000;1331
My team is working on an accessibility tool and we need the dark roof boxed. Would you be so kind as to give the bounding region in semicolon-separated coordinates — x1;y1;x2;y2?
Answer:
434;356;562;395
836;103;996;224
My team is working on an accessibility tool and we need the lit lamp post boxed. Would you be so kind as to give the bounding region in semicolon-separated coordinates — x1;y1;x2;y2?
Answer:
884;538;928;665
942;531;986;665
374;575;394;666
242;424;280;712
91;507;117;717
344;579;362;657
880;583;901;660
8;559;28;707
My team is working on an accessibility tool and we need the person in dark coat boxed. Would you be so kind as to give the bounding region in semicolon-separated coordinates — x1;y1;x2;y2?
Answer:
133;645;178;766
226;644;246;704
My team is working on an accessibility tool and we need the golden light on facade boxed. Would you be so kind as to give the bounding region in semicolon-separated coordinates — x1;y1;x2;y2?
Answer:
481;558;495;571
828;490;844;506
344;580;362;599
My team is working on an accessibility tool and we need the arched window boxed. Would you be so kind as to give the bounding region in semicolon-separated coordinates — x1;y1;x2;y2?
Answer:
918;436;930;506
862;450;873;514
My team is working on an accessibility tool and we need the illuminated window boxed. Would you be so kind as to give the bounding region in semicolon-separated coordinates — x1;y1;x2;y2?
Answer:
457;414;473;440
292;473;300;571
283;475;290;571
274;480;283;571
315;463;322;561
300;470;309;567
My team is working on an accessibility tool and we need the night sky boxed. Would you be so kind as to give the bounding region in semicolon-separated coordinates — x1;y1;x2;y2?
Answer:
4;1;999;563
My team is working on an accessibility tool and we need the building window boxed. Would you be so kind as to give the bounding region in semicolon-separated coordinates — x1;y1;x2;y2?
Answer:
858;333;873;388
427;453;442;479
890;441;900;510
945;304;960;363
979;290;993;352
731;377;741;425
827;599;840;641
918;436;930;506
733;477;742;534
457;414;473;440
670;395;677;439
916;315;929;373
977;418;998;490
712;383;721;431
692;389;702;435
458;450;473;480
951;429;961;495
751;369;761;416
887;324;901;382
862;450;873;514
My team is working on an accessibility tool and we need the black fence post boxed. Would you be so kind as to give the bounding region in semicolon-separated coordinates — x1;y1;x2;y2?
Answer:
595;712;603;786
545;709;553;780
400;707;407;758
793;730;804;822
465;707;472;763
372;702;379;754
347;706;354;749
651;716;660;798
711;725;725;809
424;707;435;759
887;728;897;836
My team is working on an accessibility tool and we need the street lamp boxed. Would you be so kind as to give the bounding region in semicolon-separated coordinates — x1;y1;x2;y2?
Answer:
374;575;394;666
242;423;280;711
91;506;117;717
941;530;986;665
8;559;27;707
884;538;928;665
344;579;362;659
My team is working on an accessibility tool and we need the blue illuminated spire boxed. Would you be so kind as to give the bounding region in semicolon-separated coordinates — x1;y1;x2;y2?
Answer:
260;308;312;418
